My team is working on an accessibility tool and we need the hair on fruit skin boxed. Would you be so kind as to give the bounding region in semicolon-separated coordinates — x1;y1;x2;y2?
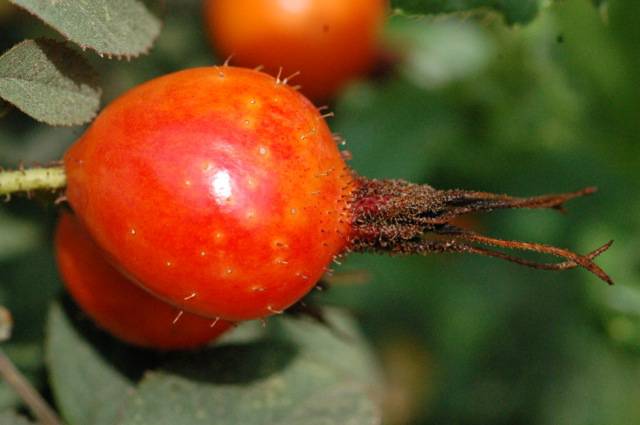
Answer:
55;212;232;349
204;0;388;100
63;66;613;325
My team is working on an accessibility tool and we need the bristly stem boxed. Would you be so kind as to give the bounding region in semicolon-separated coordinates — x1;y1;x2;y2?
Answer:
0;165;66;197
349;177;614;284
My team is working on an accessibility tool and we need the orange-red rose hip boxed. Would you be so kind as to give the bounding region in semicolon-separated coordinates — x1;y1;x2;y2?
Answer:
55;213;232;349
64;67;354;322
204;0;387;100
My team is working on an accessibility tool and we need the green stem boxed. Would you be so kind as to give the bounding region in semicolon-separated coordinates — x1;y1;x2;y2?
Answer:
0;165;66;196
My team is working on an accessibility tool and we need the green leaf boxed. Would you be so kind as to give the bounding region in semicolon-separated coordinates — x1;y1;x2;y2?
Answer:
0;211;41;261
388;20;495;89
0;411;34;424
46;301;146;425
0;99;10;118
8;0;161;57
391;0;539;25
0;39;101;126
334;78;460;182
0;385;20;412
119;310;382;425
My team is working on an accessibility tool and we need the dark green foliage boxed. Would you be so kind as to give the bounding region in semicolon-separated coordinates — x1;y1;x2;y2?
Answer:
391;0;539;24
47;301;380;425
0;39;100;126
8;0;161;57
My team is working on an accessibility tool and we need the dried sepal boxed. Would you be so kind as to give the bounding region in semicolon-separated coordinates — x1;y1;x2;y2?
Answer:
350;177;613;284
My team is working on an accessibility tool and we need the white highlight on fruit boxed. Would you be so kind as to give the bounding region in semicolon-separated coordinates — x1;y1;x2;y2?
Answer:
211;169;232;204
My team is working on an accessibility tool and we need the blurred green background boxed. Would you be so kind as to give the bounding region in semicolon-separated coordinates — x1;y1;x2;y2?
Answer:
1;0;639;424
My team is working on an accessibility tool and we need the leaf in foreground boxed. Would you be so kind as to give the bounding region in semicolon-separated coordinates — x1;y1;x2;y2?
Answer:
0;39;101;126
119;311;382;425
46;302;144;425
9;0;161;57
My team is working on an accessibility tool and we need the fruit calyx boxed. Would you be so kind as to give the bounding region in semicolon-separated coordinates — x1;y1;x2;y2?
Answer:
348;177;613;284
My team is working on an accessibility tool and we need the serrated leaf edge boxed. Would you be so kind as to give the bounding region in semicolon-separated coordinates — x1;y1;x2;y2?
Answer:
0;38;101;126
7;1;163;59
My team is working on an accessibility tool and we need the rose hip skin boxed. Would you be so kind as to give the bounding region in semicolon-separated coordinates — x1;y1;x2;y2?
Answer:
64;67;353;322
55;213;231;349
204;0;387;100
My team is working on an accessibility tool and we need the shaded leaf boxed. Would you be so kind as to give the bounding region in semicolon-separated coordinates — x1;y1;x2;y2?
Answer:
391;0;539;24
0;211;41;261
46;301;146;425
334;78;459;182
119;310;382;425
0;39;100;126
0;385;21;412
387;20;495;90
8;0;161;57
0;411;34;424
0;99;10;118
0;125;79;164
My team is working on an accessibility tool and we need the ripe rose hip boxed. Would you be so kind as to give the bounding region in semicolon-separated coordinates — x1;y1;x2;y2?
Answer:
204;0;388;100
55;212;232;349
64;67;353;322
63;66;613;324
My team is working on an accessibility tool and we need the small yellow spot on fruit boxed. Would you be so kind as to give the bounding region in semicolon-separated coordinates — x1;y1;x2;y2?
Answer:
249;98;257;105
251;285;265;293
246;177;257;189
315;168;334;177
299;127;317;141
290;207;297;216
184;179;192;187
129;228;136;236
224;267;233;275
275;258;289;265
199;250;207;257
214;231;224;241
246;209;256;220
258;146;268;156
165;261;173;267
203;162;213;171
